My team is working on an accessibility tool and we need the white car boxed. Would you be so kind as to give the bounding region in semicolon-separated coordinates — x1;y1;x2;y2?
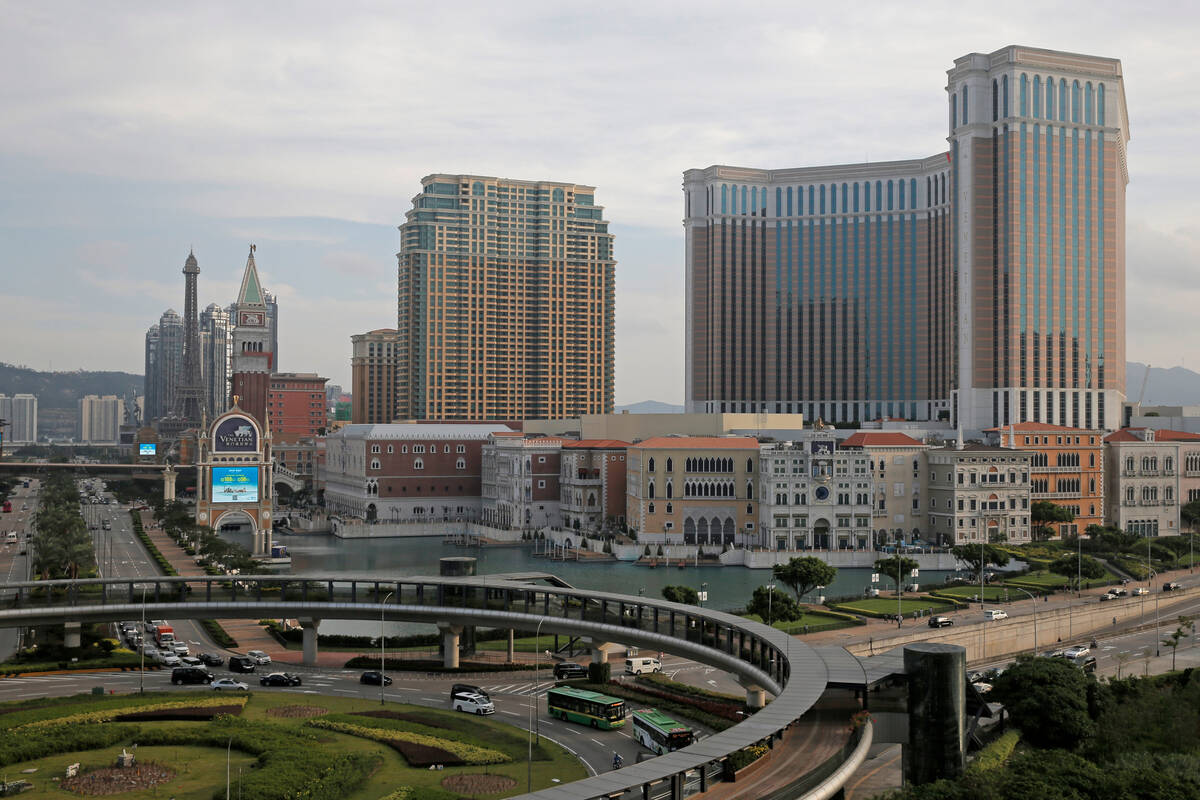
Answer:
452;692;495;715
212;678;249;691
246;650;272;665
172;642;190;656
159;653;182;667
1132;587;1149;596
983;609;1009;621
1063;645;1090;659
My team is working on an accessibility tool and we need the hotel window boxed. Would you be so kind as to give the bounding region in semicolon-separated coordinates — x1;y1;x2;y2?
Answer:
413;458;424;470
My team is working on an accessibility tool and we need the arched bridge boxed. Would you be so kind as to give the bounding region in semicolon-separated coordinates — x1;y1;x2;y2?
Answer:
0;575;873;800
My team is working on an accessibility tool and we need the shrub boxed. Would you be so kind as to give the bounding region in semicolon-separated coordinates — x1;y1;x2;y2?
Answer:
968;730;1019;774
307;719;509;765
0;723;139;766
724;743;768;774
16;696;249;730
588;661;611;684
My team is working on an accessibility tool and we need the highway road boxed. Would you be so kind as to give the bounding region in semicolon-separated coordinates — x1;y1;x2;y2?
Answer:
0;477;37;658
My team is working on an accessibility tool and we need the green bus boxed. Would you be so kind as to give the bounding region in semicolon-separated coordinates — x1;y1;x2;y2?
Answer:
632;708;695;754
546;686;627;729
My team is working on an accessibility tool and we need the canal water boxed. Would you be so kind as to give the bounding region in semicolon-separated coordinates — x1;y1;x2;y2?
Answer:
224;531;962;638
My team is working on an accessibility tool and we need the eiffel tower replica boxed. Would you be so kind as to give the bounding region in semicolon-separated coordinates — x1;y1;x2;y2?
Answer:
158;250;208;448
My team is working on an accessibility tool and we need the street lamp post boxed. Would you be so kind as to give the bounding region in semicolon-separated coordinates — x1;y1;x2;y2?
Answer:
1149;570;1161;657
1012;586;1038;656
380;591;394;705
699;582;708;608
528;616;546;793
765;583;776;627
139;584;147;694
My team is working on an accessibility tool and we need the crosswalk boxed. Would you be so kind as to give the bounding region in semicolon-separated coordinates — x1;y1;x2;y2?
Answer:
478;682;552;697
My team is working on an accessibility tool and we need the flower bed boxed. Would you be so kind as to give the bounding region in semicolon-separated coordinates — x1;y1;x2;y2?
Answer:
113;703;244;722
307;719;509;766
16;696;248;730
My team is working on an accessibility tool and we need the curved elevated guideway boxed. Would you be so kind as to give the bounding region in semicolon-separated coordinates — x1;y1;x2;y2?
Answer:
0;574;871;800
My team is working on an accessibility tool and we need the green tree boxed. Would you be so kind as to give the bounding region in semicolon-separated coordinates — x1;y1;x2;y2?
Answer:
660;585;699;605
1163;626;1185;671
746;585;802;625
1049;553;1106;591
991;656;1096;749
1031;500;1074;541
951;543;1011;579
772;556;837;604
874;555;920;591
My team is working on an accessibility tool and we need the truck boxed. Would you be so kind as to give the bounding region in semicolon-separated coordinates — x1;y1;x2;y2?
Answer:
155;625;176;648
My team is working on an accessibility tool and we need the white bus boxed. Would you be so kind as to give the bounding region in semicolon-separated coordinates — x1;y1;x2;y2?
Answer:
632;709;695;755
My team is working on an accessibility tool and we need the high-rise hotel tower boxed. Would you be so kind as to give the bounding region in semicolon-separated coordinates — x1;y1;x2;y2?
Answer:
684;46;1128;433
396;175;616;421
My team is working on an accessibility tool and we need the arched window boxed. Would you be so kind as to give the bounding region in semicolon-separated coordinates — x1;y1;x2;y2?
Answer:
666;457;673;472
666;502;672;514
1045;76;1055;119
962;84;969;124
819;184;826;214
1097;84;1106;125
741;185;748;214
951;93;957;130
666;481;673;499
887;179;894;211
1033;75;1042;118
1085;82;1094;124
1071;80;1081;123
370;459;380;470
992;78;999;121
746;457;754;473
1019;73;1027;116
1059;78;1068;122
1003;74;1009;117
413;458;423;470
648;502;655;514
898;179;905;210
746;481;753;499
552;187;564;202
775;187;782;216
648;481;655;499
455;458;465;470
472;181;484;196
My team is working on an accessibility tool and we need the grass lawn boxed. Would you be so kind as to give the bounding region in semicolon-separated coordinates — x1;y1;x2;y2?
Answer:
935;585;1016;602
741;610;859;634
831;597;956;617
10;744;257;800
0;690;588;800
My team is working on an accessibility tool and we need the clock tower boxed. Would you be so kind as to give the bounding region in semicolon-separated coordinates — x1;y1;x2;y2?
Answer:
230;245;273;429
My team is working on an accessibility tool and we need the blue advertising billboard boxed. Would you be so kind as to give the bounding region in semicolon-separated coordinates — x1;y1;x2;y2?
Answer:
212;466;259;503
138;443;157;456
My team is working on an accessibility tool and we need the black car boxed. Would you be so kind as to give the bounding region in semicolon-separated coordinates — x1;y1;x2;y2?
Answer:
228;655;256;673
360;671;392;686
259;672;302;687
171;666;214;685
450;683;489;702
197;652;225;667
928;616;954;628
553;662;590;680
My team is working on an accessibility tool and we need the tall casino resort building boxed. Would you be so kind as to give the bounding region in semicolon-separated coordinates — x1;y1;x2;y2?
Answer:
684;46;1128;434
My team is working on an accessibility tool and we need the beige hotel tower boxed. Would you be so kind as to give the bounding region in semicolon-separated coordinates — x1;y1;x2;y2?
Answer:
396;175;616;421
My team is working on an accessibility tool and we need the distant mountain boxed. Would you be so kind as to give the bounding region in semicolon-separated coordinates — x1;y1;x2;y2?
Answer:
0;363;143;410
1127;362;1200;406
615;400;684;414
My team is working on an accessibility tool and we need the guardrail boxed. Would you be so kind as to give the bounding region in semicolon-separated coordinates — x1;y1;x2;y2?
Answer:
0;574;851;800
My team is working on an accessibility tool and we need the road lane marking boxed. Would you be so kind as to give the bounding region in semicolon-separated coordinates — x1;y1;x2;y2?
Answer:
500;710;520;717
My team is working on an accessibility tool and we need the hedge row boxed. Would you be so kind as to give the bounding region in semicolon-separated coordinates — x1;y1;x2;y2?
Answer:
0;722;138;767
0;653;145;676
308;719;509;765
136;714;379;800
17;695;248;730
967;729;1020;774
343;655;531;673
636;672;744;704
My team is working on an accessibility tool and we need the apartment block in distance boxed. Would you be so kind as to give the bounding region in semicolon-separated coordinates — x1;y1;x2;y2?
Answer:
0;394;38;445
396;174;615;421
351;329;400;424
1104;428;1200;537
684;46;1129;433
927;444;1033;545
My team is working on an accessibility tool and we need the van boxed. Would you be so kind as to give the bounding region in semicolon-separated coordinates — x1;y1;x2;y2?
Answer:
625;657;662;675
4;532;16;544
452;692;495;715
450;683;490;703
983;609;1009;621
1163;582;1183;592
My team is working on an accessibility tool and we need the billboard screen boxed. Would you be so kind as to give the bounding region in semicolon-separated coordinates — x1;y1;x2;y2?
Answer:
211;466;259;503
138;443;157;456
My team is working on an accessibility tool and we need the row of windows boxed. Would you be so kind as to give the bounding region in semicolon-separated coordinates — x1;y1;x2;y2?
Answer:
1124;456;1175;473
717;175;948;217
646;457;756;474
952;75;1106;129
370;443;468;455
369;457;468;471
1124;486;1175;503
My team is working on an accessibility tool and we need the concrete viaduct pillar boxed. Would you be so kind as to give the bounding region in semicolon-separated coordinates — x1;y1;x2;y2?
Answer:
736;677;767;709
299;618;320;667
64;622;81;649
439;624;463;669
162;466;177;503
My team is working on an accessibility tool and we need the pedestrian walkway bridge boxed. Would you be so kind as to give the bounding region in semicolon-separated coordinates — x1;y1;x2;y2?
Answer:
0;574;876;800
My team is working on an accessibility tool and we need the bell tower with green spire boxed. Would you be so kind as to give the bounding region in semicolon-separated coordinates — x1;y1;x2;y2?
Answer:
230;244;273;429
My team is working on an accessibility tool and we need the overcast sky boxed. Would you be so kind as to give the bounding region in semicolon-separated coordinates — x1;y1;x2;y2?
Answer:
1;1;1197;404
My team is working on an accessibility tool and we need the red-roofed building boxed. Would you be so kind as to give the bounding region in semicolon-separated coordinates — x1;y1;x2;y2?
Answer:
627;436;761;547
985;422;1104;539
840;431;932;546
560;440;629;534
1103;428;1200;537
